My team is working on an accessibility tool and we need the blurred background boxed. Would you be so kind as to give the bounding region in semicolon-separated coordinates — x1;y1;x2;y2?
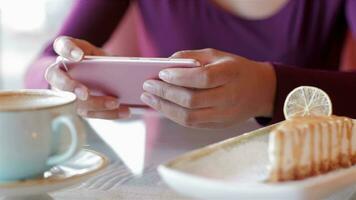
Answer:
1;0;354;91
0;0;73;89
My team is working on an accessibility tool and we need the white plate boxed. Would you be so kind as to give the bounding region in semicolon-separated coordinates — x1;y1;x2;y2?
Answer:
0;149;108;197
158;124;356;200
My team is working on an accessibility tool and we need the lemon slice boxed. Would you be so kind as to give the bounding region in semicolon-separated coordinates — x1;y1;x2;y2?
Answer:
283;86;332;120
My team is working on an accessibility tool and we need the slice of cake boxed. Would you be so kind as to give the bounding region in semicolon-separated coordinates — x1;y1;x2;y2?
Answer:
268;115;356;182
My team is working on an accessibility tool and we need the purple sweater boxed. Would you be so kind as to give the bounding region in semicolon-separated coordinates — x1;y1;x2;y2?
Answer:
26;0;356;123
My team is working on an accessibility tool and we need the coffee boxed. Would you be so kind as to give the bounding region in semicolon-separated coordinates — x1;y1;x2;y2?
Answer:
0;89;84;182
0;91;75;111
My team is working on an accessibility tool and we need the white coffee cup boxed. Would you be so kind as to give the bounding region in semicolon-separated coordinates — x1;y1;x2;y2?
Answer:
0;89;85;181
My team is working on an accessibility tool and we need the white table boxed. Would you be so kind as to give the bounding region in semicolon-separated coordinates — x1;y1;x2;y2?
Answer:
49;109;262;199
48;109;356;200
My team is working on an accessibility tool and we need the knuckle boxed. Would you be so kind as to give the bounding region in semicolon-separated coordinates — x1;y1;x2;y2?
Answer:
61;79;76;91
81;39;93;47
204;48;217;55
77;38;95;52
84;97;96;108
200;69;214;87
171;50;192;58
157;84;168;98
154;97;163;110
180;110;196;125
182;92;199;108
96;100;108;110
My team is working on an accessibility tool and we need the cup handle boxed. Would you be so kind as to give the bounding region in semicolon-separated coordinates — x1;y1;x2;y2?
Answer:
47;115;83;166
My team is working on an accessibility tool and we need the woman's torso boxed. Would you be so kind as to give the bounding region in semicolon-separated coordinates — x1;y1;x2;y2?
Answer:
138;0;347;70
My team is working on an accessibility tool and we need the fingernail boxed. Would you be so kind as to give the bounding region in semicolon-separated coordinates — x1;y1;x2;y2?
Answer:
143;81;156;93
74;87;88;100
159;70;171;80
140;93;157;106
105;100;119;109
70;48;83;61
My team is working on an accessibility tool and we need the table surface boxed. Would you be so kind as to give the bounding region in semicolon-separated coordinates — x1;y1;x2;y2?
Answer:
48;109;262;200
47;109;356;200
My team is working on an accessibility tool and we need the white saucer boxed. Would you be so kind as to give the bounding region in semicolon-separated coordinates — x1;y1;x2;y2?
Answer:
0;149;108;197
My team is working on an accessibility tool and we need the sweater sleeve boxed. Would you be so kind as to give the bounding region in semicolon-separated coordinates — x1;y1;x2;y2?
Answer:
25;0;130;89
346;0;356;37
257;64;356;125
256;0;356;125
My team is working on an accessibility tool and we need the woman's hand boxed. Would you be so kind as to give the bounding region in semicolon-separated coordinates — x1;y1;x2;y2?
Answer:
141;48;276;128
45;36;130;119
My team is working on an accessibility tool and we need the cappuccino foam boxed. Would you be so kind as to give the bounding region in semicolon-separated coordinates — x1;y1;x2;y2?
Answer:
0;93;71;110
